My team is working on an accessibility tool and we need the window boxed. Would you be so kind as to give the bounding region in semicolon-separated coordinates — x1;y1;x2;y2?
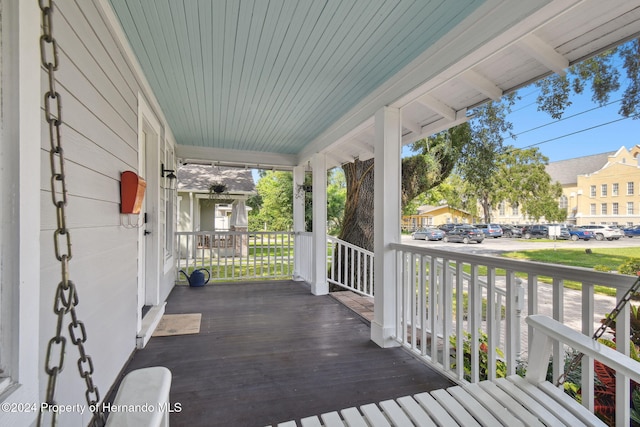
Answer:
628;202;635;215
590;185;596;197
601;184;607;197
559;195;568;210
512;205;519;215
590;203;596;215
612;183;619;196
601;203;607;215
498;202;505;216
628;182;635;195
613;202;619;215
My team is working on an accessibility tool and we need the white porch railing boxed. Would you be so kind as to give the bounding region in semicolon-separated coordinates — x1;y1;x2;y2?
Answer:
294;232;313;283
327;236;374;297
391;242;637;423
176;231;294;282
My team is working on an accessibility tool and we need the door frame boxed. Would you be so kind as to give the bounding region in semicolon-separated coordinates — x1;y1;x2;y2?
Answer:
137;95;162;332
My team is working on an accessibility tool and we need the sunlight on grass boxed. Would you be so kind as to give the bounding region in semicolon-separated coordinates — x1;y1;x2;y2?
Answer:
501;247;640;296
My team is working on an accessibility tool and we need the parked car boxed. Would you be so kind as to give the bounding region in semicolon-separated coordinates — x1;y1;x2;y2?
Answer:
437;223;457;233
581;225;624;241
411;227;445;241
566;226;594;241
500;224;522;238
443;225;484;244
521;224;548;239
557;227;572;240
475;223;503;238
623;225;640;238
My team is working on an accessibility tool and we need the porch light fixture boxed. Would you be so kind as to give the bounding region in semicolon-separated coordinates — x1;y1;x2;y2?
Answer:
161;163;176;180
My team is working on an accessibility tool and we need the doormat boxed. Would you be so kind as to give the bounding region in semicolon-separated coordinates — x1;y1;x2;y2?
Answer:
152;313;202;337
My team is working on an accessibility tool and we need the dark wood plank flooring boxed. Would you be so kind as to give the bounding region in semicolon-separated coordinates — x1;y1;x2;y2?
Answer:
113;281;454;427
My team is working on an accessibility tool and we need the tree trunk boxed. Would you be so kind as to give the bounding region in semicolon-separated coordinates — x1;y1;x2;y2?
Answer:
331;159;375;291
338;158;375;251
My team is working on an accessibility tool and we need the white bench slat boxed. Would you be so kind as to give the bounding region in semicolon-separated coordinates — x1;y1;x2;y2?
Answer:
463;382;525;427
320;411;345;427
537;381;606;427
360;403;391;427
447;385;505;427
479;380;545;427
340;407;368;427
105;366;171;427
431;388;482;427
414;392;460;426
527;315;640;384
508;375;589;426
379;399;413;426
277;422;298;427
396;395;437;427
300;416;323;427
494;377;565;426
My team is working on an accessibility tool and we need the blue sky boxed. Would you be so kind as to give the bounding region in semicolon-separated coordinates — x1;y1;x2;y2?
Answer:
503;85;638;162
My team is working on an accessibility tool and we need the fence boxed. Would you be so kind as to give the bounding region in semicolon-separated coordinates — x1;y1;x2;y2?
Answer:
176;231;294;282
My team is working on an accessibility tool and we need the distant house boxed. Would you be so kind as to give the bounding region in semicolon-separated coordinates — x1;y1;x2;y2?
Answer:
177;165;256;233
402;205;475;231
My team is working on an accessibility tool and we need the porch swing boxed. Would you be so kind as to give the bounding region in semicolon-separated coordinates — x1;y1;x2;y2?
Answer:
38;2;170;426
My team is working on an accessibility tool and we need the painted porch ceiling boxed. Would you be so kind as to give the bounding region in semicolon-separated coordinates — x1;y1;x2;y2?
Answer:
109;0;482;152
107;0;640;169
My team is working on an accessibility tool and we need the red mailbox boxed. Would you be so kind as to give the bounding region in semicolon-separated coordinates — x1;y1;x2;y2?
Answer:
120;171;146;214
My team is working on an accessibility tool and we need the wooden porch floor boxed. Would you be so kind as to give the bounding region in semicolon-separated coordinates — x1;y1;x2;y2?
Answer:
113;280;454;427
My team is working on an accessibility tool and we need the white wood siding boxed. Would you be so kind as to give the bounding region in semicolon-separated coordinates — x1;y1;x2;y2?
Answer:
37;1;175;424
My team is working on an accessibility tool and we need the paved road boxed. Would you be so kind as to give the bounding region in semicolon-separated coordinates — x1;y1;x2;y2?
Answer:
401;233;640;255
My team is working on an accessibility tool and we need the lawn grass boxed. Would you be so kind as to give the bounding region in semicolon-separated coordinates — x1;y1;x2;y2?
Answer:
501;247;640;296
502;247;640;270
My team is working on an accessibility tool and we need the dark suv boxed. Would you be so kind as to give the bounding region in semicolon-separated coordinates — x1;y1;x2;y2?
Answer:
521;224;548;239
443;225;484;244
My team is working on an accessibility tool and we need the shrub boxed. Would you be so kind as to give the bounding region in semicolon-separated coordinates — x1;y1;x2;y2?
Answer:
594;264;612;272
449;330;508;381
618;258;640;275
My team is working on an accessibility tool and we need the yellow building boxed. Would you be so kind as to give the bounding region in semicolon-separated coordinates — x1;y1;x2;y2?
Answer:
491;145;640;226
574;145;640;226
402;205;475;231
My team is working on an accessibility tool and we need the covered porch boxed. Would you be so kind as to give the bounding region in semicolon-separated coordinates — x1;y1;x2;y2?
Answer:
4;1;640;426
118;280;454;426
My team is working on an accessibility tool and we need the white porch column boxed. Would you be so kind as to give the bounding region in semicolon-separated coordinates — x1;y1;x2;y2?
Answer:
371;106;401;348
311;154;328;295
292;165;305;281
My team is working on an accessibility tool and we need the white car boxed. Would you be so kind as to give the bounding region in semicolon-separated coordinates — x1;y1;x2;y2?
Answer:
580;225;624;241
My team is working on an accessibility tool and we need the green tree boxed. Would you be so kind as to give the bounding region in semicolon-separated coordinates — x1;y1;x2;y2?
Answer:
339;126;469;250
536;39;640;119
327;169;346;235
250;171;294;231
457;95;517;222
494;147;565;222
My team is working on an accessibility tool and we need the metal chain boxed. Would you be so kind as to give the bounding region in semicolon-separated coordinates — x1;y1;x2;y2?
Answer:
38;2;105;426
556;274;640;386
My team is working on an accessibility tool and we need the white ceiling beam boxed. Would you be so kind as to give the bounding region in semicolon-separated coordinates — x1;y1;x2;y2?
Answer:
416;94;456;121
518;34;568;76
459;70;503;101
402;109;469;145
325;150;353;166
176;145;298;169
350;139;374;154
402;118;422;136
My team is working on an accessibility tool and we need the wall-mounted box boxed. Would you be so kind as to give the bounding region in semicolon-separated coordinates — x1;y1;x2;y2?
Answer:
120;171;146;214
